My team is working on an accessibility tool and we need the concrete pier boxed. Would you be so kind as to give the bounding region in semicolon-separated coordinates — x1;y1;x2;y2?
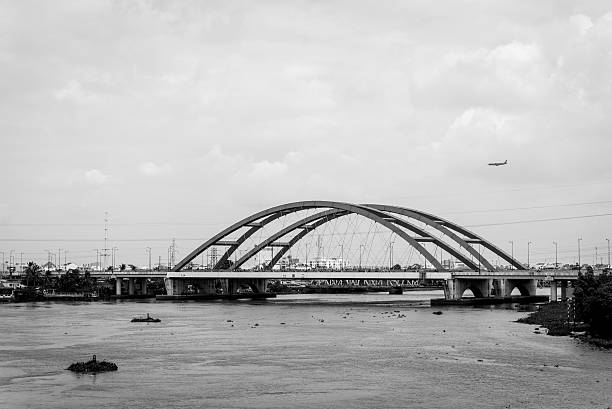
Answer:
115;278;122;296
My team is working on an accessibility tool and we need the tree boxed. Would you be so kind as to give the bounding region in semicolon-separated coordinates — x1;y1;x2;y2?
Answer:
21;262;42;288
574;269;612;338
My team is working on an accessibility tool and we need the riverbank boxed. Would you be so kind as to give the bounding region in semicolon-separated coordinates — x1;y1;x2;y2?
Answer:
516;301;611;348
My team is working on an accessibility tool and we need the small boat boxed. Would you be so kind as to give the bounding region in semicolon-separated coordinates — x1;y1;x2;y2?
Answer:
130;313;161;323
432;311;443;315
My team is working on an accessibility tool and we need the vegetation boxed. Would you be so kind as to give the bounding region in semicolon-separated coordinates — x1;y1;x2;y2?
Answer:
67;355;117;373
574;268;612;339
21;263;96;293
518;267;612;343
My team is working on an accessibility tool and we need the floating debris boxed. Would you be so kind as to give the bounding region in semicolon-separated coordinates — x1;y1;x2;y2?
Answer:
67;355;117;373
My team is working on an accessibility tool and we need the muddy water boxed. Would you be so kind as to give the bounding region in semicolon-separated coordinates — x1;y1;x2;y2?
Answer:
0;292;610;409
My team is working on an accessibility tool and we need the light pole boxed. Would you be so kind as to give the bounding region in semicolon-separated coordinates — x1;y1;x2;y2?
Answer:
338;244;344;271
305;243;310;269
146;247;152;272
93;249;99;270
389;242;394;270
112;247;118;272
578;237;582;267
607;238;610;268
0;251;4;276
527;242;532;269
20;252;23;274
553;241;558;268
508;241;514;269
595;246;598;266
9;249;14;271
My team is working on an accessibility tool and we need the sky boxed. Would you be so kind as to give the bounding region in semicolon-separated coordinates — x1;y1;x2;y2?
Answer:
1;0;612;269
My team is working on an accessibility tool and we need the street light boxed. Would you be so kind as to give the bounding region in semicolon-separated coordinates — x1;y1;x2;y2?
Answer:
0;251;4;276
578;237;582;267
527;242;532;269
93;249;99;271
305;243;310;268
146;247;152;272
338;244;344;271
553;241;558;268
389;242;395;270
508;241;514;269
112;247;118;272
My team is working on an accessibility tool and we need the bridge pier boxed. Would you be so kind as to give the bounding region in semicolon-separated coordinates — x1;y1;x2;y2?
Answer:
164;278;184;296
115;278;122;296
560;280;567;301
141;279;148;295
128;278;135;296
550;281;557;302
444;277;538;300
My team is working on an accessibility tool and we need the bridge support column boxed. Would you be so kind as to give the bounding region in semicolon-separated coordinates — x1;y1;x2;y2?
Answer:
443;278;491;300
566;281;574;299
115;278;122;296
560;281;567;301
502;279;537;297
550;281;557;302
164;278;185;296
128;278;135;296
141;279;148;295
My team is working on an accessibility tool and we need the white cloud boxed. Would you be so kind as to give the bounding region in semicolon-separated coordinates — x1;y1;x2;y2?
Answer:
84;169;109;185
569;14;593;36
54;80;100;103
139;161;172;176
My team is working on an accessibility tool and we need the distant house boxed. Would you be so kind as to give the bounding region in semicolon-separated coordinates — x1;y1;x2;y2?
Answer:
62;262;79;271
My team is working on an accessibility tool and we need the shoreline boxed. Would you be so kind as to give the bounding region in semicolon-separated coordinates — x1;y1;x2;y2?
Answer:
516;301;611;348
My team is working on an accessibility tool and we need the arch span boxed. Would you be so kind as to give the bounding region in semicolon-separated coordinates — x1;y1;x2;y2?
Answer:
171;201;524;272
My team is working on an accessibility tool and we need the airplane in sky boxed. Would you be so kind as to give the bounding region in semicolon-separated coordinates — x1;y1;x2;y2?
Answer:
488;160;508;166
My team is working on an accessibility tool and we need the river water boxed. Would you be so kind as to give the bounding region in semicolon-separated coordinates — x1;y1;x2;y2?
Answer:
0;291;610;409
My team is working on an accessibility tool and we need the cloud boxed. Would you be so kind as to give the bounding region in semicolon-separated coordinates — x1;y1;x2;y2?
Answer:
54;80;100;103
569;14;593;36
139;161;172;176
84;169;109;185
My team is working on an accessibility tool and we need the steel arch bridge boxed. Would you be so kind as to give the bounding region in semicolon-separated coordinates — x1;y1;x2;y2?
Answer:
172;201;525;273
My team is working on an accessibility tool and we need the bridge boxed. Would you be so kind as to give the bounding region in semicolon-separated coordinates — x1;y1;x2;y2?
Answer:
156;201;579;301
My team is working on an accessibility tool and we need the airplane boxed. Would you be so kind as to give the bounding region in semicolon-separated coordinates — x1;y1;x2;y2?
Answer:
488;160;508;166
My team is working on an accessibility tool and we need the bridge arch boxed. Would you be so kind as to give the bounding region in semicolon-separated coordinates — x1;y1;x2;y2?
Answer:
172;201;523;272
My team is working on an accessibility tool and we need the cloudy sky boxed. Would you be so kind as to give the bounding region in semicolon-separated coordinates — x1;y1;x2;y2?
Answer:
1;0;611;267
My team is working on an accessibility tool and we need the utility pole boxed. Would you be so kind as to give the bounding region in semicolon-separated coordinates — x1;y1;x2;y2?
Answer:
508;241;514;270
338;244;344;271
0;251;4;276
389;242;394;270
20;252;23;274
607;238;610;268
578;237;582;267
595;246;598;266
527;242;532;269
146;247;152;271
553;241;558;268
305;243;310;268
101;212;110;271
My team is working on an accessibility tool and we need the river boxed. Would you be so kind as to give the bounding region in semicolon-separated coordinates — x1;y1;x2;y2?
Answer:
0;291;610;409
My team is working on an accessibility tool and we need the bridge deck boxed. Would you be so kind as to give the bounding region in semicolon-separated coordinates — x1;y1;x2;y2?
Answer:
90;269;579;281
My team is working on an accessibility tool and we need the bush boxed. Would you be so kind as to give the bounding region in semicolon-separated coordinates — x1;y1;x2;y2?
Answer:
574;270;612;338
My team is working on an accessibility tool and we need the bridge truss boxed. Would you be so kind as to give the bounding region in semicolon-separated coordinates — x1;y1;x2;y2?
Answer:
172;201;525;272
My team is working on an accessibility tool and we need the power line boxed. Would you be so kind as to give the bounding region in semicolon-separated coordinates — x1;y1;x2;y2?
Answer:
445;199;612;215
466;212;612;228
